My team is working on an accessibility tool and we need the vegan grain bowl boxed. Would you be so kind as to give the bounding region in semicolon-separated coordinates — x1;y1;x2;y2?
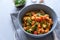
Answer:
17;4;58;38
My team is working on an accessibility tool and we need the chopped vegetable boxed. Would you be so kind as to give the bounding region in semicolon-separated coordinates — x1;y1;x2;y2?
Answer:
35;17;42;22
45;28;49;33
37;13;41;17
34;31;38;34
35;22;39;25
31;12;36;16
41;28;44;33
31;21;35;26
31;16;35;20
15;0;25;6
29;29;32;31
27;18;32;24
42;24;47;28
22;10;53;35
24;27;28;30
26;30;31;33
32;24;37;31
26;23;30;26
38;23;41;28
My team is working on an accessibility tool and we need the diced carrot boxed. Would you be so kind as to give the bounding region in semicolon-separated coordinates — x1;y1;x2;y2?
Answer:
49;19;53;24
38;29;41;34
44;14;49;17
45;17;49;20
34;31;38;34
40;16;49;20
40;16;47;20
34;14;37;17
48;23;50;27
41;28;44;33
38;24;41;28
35;17;42;22
45;28;49;33
40;16;44;20
24;26;30;30
32;25;35;27
35;18;38;21
31;12;35;16
24;27;28;30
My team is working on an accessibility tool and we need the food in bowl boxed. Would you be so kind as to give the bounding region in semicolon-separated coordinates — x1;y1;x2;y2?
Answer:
22;10;53;35
14;0;25;7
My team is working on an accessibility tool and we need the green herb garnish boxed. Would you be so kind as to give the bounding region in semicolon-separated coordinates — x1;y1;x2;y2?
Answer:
15;0;25;6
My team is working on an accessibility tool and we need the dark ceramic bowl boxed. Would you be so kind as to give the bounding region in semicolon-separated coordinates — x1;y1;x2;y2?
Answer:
17;4;58;38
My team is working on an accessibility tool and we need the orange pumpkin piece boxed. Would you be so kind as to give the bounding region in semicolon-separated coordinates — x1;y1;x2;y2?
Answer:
38;24;41;28
31;21;35;25
35;17;42;22
45;28;49;33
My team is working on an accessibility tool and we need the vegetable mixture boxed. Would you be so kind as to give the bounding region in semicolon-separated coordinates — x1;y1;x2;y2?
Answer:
22;10;53;35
